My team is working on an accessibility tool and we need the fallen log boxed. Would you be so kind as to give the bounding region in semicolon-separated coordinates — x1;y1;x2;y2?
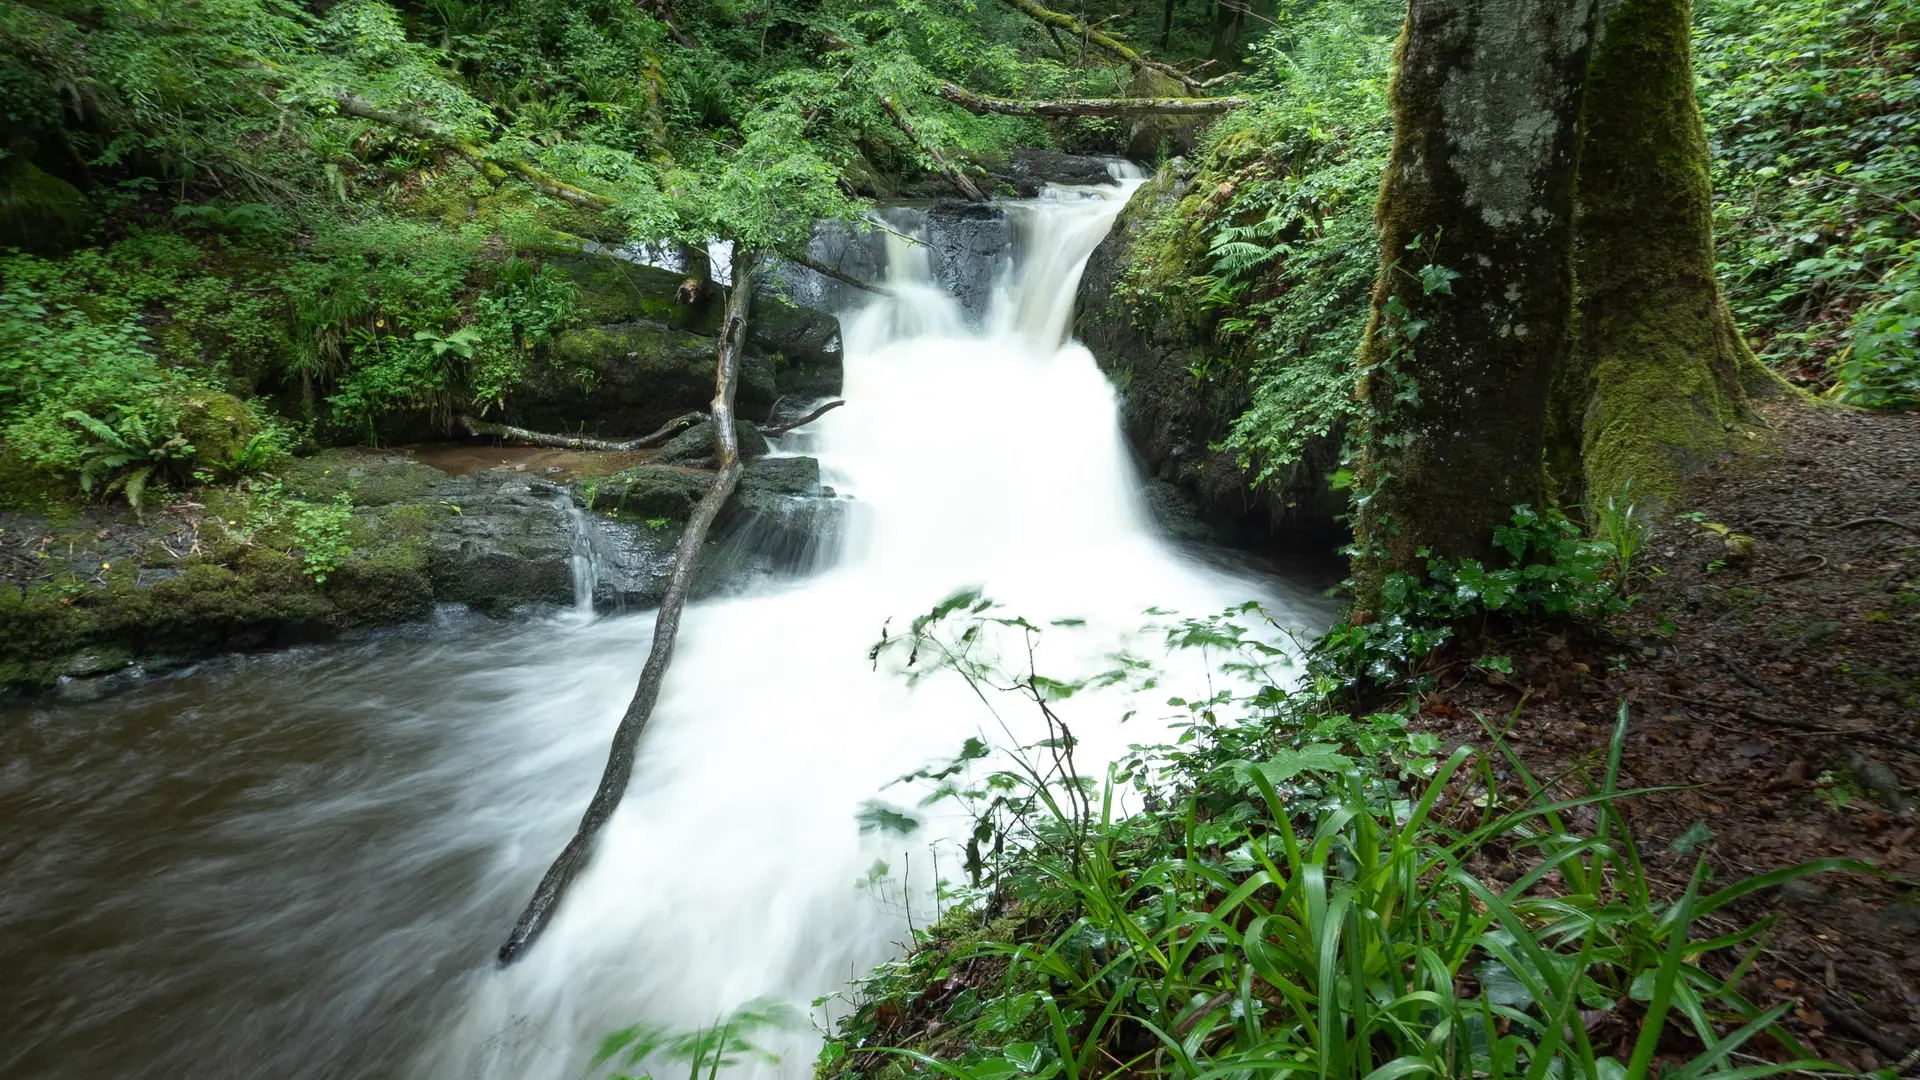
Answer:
497;250;758;966
939;82;1250;117
993;0;1205;91
460;412;704;453
762;399;845;437
881;95;986;202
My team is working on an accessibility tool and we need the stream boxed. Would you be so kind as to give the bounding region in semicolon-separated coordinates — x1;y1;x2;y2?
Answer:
0;174;1331;1080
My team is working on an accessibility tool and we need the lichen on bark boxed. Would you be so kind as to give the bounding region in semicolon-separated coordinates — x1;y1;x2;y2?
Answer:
1353;0;1598;606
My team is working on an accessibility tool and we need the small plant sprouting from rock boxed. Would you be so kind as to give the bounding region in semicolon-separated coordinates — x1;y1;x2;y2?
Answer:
291;492;354;584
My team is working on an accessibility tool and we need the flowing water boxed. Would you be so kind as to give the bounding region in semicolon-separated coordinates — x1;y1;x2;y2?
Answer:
0;177;1330;1080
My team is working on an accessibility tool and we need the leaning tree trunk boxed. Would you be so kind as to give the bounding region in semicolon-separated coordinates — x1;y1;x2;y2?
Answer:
1550;0;1790;509
496;251;757;965
1352;0;1598;609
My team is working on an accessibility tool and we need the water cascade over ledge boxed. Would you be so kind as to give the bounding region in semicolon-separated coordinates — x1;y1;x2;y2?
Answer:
0;174;1326;1080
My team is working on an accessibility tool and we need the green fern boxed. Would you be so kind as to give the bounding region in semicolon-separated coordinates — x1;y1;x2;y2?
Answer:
63;408;193;522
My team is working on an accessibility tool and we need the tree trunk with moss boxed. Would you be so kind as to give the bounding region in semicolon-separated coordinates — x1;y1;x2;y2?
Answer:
1550;0;1788;510
1352;0;1598;608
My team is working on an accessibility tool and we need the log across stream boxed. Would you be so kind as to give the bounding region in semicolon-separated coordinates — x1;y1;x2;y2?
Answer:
0;173;1333;1080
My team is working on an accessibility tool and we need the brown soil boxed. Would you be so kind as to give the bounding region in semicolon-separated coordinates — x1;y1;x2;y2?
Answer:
1415;401;1920;1072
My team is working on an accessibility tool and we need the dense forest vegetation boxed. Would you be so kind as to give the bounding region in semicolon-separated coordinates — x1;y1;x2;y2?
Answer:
1;0;1913;520
3;0;1918;1076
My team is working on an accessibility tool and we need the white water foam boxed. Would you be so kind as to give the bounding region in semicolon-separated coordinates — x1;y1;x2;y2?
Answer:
418;174;1321;1080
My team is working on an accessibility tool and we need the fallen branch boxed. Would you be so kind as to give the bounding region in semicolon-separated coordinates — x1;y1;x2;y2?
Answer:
498;250;758;966
993;0;1203;90
783;252;884;294
939;83;1249;117
460;412;703;452
880;95;985;202
763;399;845;437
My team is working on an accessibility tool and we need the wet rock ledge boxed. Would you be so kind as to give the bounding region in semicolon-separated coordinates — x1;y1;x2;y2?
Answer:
0;436;843;703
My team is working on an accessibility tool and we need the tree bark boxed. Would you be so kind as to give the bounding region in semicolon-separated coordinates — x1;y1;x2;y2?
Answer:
880;96;986;202
460;412;703;452
938;83;1249;116
496;251;757;966
1550;0;1791;509
1352;0;1598;608
994;0;1204;91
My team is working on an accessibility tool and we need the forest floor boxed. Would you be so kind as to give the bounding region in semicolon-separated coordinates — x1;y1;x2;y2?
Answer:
1415;400;1920;1073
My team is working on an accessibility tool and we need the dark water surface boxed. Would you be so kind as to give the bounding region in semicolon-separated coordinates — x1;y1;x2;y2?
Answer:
0;611;645;1080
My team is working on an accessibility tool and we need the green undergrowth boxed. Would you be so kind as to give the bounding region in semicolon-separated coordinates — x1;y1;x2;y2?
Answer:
791;503;1875;1080
1114;0;1397;489
1697;0;1920;406
0;460;445;690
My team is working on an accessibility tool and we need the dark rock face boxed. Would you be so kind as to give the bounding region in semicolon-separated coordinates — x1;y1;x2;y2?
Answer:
425;473;576;614
1075;170;1345;548
505;250;843;436
991;149;1127;195
926;202;1015;320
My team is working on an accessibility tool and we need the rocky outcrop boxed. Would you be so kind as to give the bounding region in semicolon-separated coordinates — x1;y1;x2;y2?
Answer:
505;251;844;437
1075;168;1345;548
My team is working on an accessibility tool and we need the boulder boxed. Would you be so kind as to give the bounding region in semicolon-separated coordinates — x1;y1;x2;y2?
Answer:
504;248;843;434
511;321;777;436
651;419;771;467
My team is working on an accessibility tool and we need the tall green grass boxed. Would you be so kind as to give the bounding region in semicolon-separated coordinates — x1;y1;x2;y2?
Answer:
837;703;1862;1080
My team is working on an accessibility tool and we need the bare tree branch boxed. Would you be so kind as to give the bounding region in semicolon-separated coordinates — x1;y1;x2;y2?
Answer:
880;95;986;202
783;252;885;294
459;412;704;452
497;252;758;966
763;399;846;436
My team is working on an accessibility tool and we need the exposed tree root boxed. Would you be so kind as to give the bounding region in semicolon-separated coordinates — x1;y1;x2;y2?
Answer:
939;83;1249;116
458;413;704;453
497;251;758;965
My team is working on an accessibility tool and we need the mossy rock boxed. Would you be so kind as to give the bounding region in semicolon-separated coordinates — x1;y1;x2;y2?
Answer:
172;391;259;474
587;465;714;521
509;322;777;436
281;449;445;507
0;157;93;255
543;251;719;328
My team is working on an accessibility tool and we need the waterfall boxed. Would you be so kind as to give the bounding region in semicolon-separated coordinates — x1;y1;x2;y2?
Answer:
413;179;1319;1080
559;493;606;613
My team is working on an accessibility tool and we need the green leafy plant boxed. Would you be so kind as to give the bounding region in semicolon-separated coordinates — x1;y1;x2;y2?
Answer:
290;491;354;583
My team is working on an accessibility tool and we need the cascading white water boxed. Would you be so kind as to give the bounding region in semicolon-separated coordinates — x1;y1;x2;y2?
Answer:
560;495;607;612
415;177;1323;1080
